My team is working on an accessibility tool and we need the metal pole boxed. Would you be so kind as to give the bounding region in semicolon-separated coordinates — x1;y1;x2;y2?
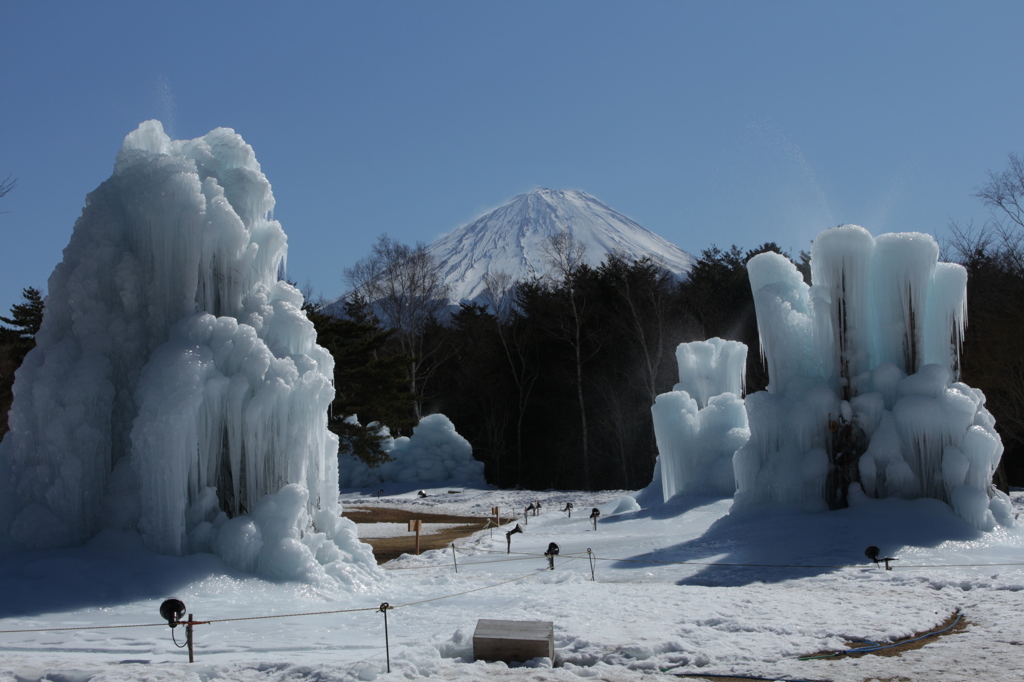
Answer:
452;543;458;573
380;603;391;673
186;614;194;663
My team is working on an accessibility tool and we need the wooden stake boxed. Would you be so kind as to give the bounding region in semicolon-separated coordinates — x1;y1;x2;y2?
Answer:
408;519;422;554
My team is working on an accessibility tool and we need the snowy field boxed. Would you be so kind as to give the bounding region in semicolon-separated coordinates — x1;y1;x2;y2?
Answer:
1;485;1023;682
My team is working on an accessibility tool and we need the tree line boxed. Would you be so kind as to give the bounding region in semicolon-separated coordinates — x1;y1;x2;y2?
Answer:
318;235;787;491
3;161;1024;491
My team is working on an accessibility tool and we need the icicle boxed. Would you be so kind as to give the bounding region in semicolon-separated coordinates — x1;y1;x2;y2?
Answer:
0;121;380;582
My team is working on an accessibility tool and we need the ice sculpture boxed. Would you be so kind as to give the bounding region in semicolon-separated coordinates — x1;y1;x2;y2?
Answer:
652;339;749;502
338;413;485;488
0;121;380;582
735;225;1011;530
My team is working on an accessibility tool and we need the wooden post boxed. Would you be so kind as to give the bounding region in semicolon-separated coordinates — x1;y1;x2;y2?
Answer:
186;613;194;663
408;519;422;554
492;506;499;526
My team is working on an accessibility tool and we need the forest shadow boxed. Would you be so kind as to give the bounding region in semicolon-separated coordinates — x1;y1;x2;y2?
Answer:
609;496;986;587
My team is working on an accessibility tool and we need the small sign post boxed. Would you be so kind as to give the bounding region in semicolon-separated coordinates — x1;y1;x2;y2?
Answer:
408;519;423;554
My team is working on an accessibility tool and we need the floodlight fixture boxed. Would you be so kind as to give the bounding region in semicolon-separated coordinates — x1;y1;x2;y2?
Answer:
505;523;523;554
865;545;898;570
160;598;186;628
544;542;560;570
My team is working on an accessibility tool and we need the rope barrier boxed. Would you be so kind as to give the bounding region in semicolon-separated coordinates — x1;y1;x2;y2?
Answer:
383;554;540;570
0;622;168;633
390;558;578;610
0;558;576;636
205;605;379;624
422;543;1024;571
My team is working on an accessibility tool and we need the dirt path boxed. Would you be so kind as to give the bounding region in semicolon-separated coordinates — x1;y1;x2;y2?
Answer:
343;506;512;564
672;611;968;681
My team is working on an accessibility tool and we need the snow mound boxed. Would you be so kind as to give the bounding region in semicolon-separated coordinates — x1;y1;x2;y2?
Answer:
339;413;485;488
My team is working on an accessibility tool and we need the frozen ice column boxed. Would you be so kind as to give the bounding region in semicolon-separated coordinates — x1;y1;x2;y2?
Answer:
652;338;749;502
0;121;379;581
735;226;1010;529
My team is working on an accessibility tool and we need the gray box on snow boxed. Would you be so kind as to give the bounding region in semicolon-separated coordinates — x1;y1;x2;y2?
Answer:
473;619;554;663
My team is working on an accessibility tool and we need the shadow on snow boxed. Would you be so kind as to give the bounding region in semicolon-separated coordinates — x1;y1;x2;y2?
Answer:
605;494;985;587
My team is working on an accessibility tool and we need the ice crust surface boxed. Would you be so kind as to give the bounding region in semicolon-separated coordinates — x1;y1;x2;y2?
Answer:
0;121;379;584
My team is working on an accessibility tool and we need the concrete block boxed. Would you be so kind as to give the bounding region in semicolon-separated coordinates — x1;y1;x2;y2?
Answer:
473;619;554;663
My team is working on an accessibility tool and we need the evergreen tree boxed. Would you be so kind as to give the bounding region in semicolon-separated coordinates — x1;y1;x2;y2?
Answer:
0;286;44;348
307;295;416;467
1;286;45;438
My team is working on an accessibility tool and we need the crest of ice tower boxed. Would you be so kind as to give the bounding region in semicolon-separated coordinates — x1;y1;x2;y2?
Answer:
0;121;379;583
652;338;750;502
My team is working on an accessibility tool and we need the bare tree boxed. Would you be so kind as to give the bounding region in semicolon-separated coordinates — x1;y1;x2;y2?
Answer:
976;152;1024;231
344;235;451;420
0;175;15;200
600;253;674;406
542;232;595;488
0;175;15;214
482;270;539;483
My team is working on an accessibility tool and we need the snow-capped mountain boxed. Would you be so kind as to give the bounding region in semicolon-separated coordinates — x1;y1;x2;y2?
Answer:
428;188;694;304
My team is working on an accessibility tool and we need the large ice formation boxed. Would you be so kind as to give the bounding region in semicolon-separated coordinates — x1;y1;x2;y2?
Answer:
652;339;749;502
0;121;380;582
338;413;485;488
734;225;1011;530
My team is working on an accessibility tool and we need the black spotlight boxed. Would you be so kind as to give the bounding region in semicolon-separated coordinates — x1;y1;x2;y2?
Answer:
505;523;523;554
544;542;560;570
418;490;427;498
590;507;601;530
865;545;898;570
160;598;186;628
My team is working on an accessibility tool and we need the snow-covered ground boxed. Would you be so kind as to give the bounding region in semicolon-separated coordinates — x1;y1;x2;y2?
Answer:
2;485;1023;682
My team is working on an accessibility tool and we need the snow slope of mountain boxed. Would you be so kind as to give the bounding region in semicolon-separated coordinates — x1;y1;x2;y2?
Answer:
428;189;694;304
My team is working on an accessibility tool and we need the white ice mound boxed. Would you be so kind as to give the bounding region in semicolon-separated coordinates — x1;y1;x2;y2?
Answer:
652;338;749;502
0;121;380;582
338;413;484;488
736;226;1007;530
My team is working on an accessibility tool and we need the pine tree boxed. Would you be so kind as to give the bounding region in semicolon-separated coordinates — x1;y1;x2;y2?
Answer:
307;296;416;467
0;286;44;347
1;286;45;438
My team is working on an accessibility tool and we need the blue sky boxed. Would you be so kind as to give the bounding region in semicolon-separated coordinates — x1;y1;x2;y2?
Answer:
2;1;1024;315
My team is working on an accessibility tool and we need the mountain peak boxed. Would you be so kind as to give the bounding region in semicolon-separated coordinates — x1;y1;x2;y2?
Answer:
428;189;694;303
